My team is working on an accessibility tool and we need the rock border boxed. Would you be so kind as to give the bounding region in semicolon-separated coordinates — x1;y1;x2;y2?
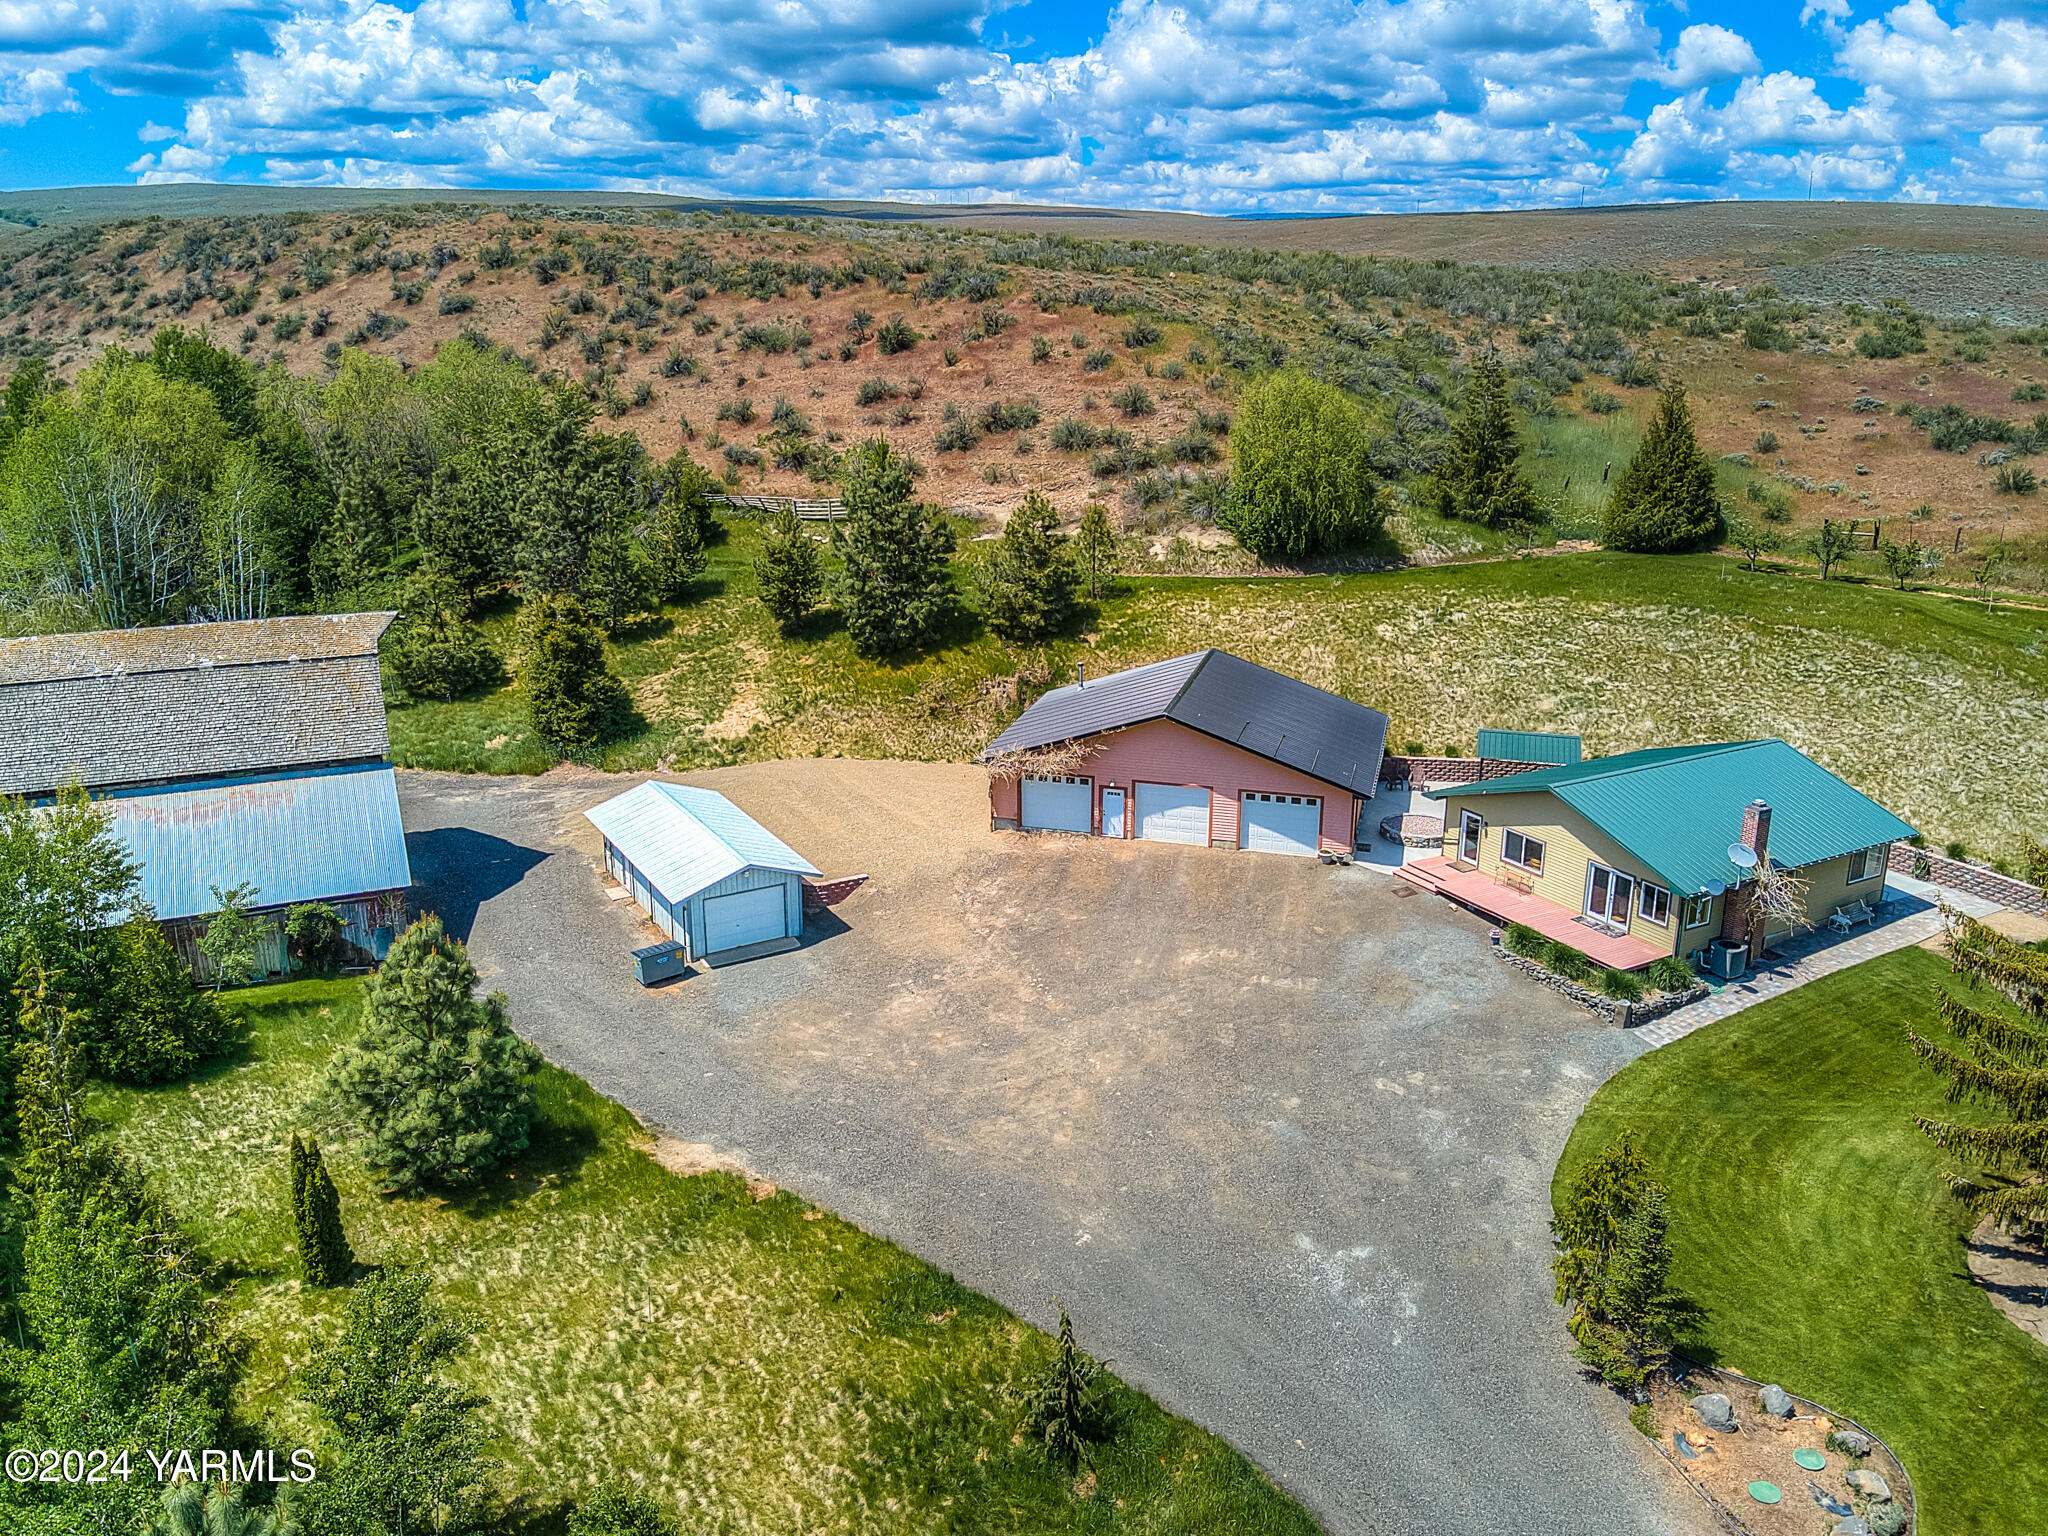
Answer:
1646;1357;1916;1536
1490;942;1708;1027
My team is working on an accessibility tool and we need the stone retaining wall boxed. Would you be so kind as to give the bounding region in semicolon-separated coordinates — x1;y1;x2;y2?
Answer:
1888;844;2048;917
1490;944;1708;1027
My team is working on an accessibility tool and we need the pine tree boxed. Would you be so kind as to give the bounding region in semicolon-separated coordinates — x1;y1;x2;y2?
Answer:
1074;503;1115;599
412;449;515;609
978;491;1078;643
13;957;102;1193
89;906;232;1084
1601;380;1723;553
387;567;504;701
523;593;634;754
754;509;824;633
1430;353;1543;530
647;451;717;602
1552;1133;1687;1391
313;915;541;1193
1907;911;2048;1244
1015;1303;1109;1470
292;1133;356;1286
834;435;957;657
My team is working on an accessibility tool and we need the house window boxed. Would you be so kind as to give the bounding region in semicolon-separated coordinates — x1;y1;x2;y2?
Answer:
1501;829;1546;875
1639;883;1671;926
1683;894;1715;929
1847;847;1879;883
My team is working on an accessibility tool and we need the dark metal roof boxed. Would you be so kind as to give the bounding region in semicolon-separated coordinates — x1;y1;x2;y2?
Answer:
979;649;1389;795
0;614;396;798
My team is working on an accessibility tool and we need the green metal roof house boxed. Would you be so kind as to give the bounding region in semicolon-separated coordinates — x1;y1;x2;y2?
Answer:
1400;740;1916;969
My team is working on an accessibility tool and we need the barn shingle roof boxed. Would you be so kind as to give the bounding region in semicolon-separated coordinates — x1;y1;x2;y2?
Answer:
978;649;1389;795
0;613;396;798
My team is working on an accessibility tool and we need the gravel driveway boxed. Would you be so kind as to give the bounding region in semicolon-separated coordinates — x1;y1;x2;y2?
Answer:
398;761;1710;1536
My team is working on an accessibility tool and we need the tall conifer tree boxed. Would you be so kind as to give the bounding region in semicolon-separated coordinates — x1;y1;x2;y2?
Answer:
1602;380;1722;552
1430;353;1542;530
834;436;956;657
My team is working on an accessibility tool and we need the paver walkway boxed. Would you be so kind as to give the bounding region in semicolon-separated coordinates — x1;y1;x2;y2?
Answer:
1635;874;2004;1048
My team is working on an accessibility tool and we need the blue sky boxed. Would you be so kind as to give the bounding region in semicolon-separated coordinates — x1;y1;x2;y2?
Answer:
2;0;2044;210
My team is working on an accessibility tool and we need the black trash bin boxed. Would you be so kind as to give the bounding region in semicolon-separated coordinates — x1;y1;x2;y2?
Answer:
632;939;688;986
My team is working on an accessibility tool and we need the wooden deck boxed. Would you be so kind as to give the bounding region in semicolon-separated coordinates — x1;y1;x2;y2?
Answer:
1393;856;1668;971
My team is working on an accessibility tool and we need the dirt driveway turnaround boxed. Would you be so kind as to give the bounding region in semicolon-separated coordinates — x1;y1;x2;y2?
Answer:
398;760;1710;1536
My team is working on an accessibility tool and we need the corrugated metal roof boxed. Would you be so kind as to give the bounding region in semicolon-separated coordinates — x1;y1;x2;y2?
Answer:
978;649;1388;795
0;613;396;797
1427;739;1917;893
98;763;412;923
1477;729;1582;765
584;781;820;902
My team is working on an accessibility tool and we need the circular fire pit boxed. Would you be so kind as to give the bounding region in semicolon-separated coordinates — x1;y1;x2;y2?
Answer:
1379;813;1445;848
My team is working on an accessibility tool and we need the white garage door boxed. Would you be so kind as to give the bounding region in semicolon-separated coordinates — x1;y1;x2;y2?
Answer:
703;885;789;952
1241;791;1322;856
1021;775;1093;833
1136;783;1211;845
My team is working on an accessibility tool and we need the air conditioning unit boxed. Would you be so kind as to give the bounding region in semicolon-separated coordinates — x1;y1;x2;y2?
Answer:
1708;939;1748;980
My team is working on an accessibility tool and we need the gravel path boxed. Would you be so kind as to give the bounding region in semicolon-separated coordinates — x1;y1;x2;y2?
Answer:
399;761;1713;1536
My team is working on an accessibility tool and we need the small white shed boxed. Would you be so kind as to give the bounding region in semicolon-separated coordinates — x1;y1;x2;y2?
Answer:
584;781;822;965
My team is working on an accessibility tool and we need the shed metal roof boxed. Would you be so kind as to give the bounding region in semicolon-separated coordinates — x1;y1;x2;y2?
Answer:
0;613;396;797
978;650;1389;795
1476;729;1582;765
584;781;821;903
1426;739;1917;893
99;763;412;923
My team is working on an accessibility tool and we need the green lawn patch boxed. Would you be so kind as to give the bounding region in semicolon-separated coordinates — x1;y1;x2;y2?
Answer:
392;529;2048;860
96;980;1316;1535
1555;948;2048;1536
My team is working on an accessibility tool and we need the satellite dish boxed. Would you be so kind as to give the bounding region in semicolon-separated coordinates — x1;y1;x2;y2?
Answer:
1727;842;1759;870
1696;881;1727;899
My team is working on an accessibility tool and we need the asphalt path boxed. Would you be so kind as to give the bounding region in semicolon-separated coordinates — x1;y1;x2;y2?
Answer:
398;760;1711;1536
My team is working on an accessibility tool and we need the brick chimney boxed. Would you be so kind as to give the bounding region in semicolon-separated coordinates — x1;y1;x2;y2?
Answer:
1740;799;1772;863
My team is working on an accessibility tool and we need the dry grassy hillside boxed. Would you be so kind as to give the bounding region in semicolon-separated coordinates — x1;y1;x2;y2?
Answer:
8;197;2047;577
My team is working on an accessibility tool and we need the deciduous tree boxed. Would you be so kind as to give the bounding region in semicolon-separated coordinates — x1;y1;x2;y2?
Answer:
1223;371;1383;561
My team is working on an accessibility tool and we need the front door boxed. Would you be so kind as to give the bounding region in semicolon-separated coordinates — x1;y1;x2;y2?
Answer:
1459;810;1482;864
1585;863;1635;931
1101;788;1124;838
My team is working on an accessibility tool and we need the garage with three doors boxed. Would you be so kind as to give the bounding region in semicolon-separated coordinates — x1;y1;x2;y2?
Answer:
584;779;822;965
983;649;1389;858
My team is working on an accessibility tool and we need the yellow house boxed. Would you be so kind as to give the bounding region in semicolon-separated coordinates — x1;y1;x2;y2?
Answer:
1402;740;1916;971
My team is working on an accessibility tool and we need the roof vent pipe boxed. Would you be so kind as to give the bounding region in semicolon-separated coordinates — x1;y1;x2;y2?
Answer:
1078;662;1085;687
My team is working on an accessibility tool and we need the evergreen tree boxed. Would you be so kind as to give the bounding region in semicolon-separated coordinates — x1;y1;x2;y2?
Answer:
510;384;602;598
1014;1303;1110;1470
1601;381;1723;552
0;785;139;1039
413;449;516;608
294;1270;492;1536
291;1133;356;1286
313;915;540;1193
522;593;634;754
647;451;717;602
978;491;1078;643
1551;1133;1686;1391
1073;503;1115;599
147;1480;294;1536
754;509;825;634
388;567;505;701
1908;911;2048;1245
311;463;396;601
1430;353;1544;530
833;436;956;657
575;430;656;634
87;905;233;1084
569;1485;679;1536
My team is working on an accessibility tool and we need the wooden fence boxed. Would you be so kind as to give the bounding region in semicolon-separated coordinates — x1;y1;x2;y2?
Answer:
709;494;846;521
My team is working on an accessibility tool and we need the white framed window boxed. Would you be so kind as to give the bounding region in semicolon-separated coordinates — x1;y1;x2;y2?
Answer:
1683;894;1715;929
1847;847;1880;882
1501;829;1546;875
1639;883;1671;927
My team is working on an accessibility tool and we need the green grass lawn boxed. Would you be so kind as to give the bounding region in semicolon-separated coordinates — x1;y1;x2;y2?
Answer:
97;980;1317;1536
390;525;2048;860
1555;948;2048;1536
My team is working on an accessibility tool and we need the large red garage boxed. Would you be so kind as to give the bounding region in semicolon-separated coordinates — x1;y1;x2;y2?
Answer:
979;650;1390;856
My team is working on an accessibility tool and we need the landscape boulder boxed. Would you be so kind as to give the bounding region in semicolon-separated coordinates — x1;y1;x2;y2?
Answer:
1689;1393;1736;1433
1828;1428;1875;1459
1833;1520;1870;1536
1759;1383;1794;1418
1846;1469;1892;1501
